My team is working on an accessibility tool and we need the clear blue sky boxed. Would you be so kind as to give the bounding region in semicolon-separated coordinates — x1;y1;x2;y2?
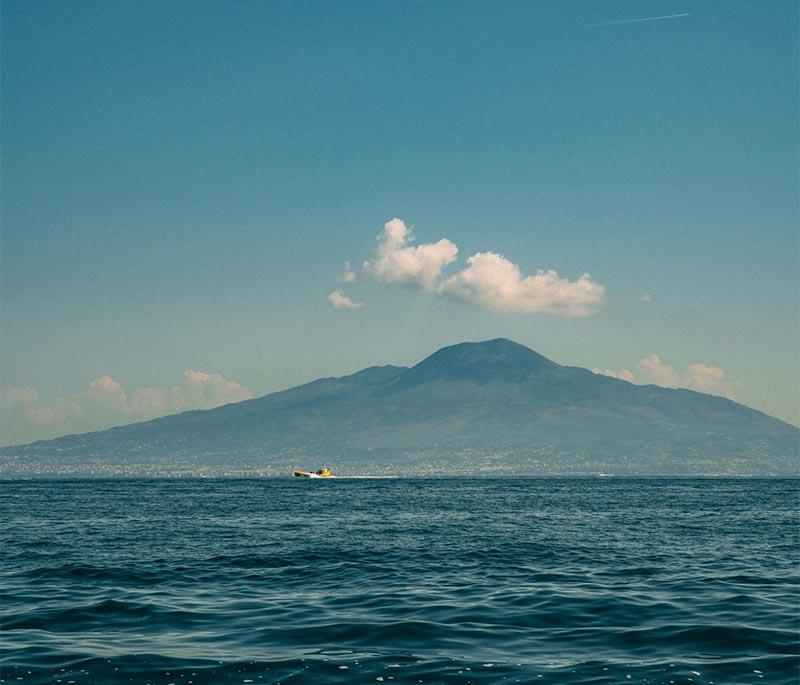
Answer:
2;0;797;444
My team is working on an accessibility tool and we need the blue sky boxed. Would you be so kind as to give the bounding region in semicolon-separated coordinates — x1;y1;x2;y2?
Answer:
2;0;797;444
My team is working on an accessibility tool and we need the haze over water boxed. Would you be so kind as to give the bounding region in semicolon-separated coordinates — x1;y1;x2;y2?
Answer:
2;477;797;684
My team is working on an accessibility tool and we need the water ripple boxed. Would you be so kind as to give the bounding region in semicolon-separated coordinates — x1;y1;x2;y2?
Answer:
1;477;798;684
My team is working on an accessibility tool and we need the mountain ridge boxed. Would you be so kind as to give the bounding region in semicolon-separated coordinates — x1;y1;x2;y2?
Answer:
1;339;796;476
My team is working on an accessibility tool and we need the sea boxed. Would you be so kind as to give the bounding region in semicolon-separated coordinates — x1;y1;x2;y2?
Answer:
1;478;798;685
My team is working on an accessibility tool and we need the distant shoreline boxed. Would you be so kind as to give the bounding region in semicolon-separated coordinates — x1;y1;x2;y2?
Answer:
2;474;798;482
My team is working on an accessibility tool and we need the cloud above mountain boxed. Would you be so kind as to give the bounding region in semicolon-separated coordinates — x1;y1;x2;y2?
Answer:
362;218;459;291
337;262;358;284
592;367;636;382
331;218;605;316
592;355;737;399
1;371;253;444
2;386;39;409
328;290;364;310
439;252;604;316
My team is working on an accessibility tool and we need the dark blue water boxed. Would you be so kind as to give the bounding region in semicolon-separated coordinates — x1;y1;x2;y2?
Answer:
1;478;798;684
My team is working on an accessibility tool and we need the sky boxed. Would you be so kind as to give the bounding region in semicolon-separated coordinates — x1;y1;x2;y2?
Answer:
1;0;798;445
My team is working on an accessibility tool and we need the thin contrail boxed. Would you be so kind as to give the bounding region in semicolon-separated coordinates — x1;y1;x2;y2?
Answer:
591;12;691;27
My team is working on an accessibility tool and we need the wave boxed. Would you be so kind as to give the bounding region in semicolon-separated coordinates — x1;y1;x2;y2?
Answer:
2;477;798;684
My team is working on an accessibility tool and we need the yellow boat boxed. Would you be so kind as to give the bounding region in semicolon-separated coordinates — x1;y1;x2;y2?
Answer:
293;468;333;478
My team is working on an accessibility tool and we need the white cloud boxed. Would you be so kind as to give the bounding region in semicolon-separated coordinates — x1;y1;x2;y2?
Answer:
328;290;364;310
362;218;458;291
592;368;636;382
24;396;84;425
2;386;39;408
337;262;358;284
183;370;253;408
24;405;61;425
637;355;736;398
353;218;604;317
440;252;604;316
87;375;128;411
636;354;680;387
596;354;737;399
682;364;731;395
90;376;122;393
130;386;184;416
2;370;254;444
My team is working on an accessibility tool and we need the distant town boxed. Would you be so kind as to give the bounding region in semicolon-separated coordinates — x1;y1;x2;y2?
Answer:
0;443;768;478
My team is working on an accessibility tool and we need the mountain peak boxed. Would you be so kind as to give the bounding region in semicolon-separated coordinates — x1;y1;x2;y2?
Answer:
397;338;557;385
2;336;797;476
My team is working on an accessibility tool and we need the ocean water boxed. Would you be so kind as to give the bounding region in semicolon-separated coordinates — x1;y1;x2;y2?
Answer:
1;478;798;685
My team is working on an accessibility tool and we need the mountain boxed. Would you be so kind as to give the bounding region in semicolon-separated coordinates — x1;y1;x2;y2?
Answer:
2;339;797;476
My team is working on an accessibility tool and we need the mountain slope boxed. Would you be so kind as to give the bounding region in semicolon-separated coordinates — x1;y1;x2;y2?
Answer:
2;339;797;476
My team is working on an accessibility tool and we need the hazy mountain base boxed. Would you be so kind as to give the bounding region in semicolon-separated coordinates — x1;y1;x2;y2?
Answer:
2;340;797;477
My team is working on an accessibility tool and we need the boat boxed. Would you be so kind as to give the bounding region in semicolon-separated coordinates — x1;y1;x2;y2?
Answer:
293;468;334;478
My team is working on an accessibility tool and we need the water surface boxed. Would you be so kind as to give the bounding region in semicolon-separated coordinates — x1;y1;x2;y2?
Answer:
1;478;798;684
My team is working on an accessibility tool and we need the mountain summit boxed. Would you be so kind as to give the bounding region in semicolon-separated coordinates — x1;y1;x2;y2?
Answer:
396;338;555;386
2;339;797;476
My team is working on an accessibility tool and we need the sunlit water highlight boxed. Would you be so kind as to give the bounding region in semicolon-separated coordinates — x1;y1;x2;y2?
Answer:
1;478;798;684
